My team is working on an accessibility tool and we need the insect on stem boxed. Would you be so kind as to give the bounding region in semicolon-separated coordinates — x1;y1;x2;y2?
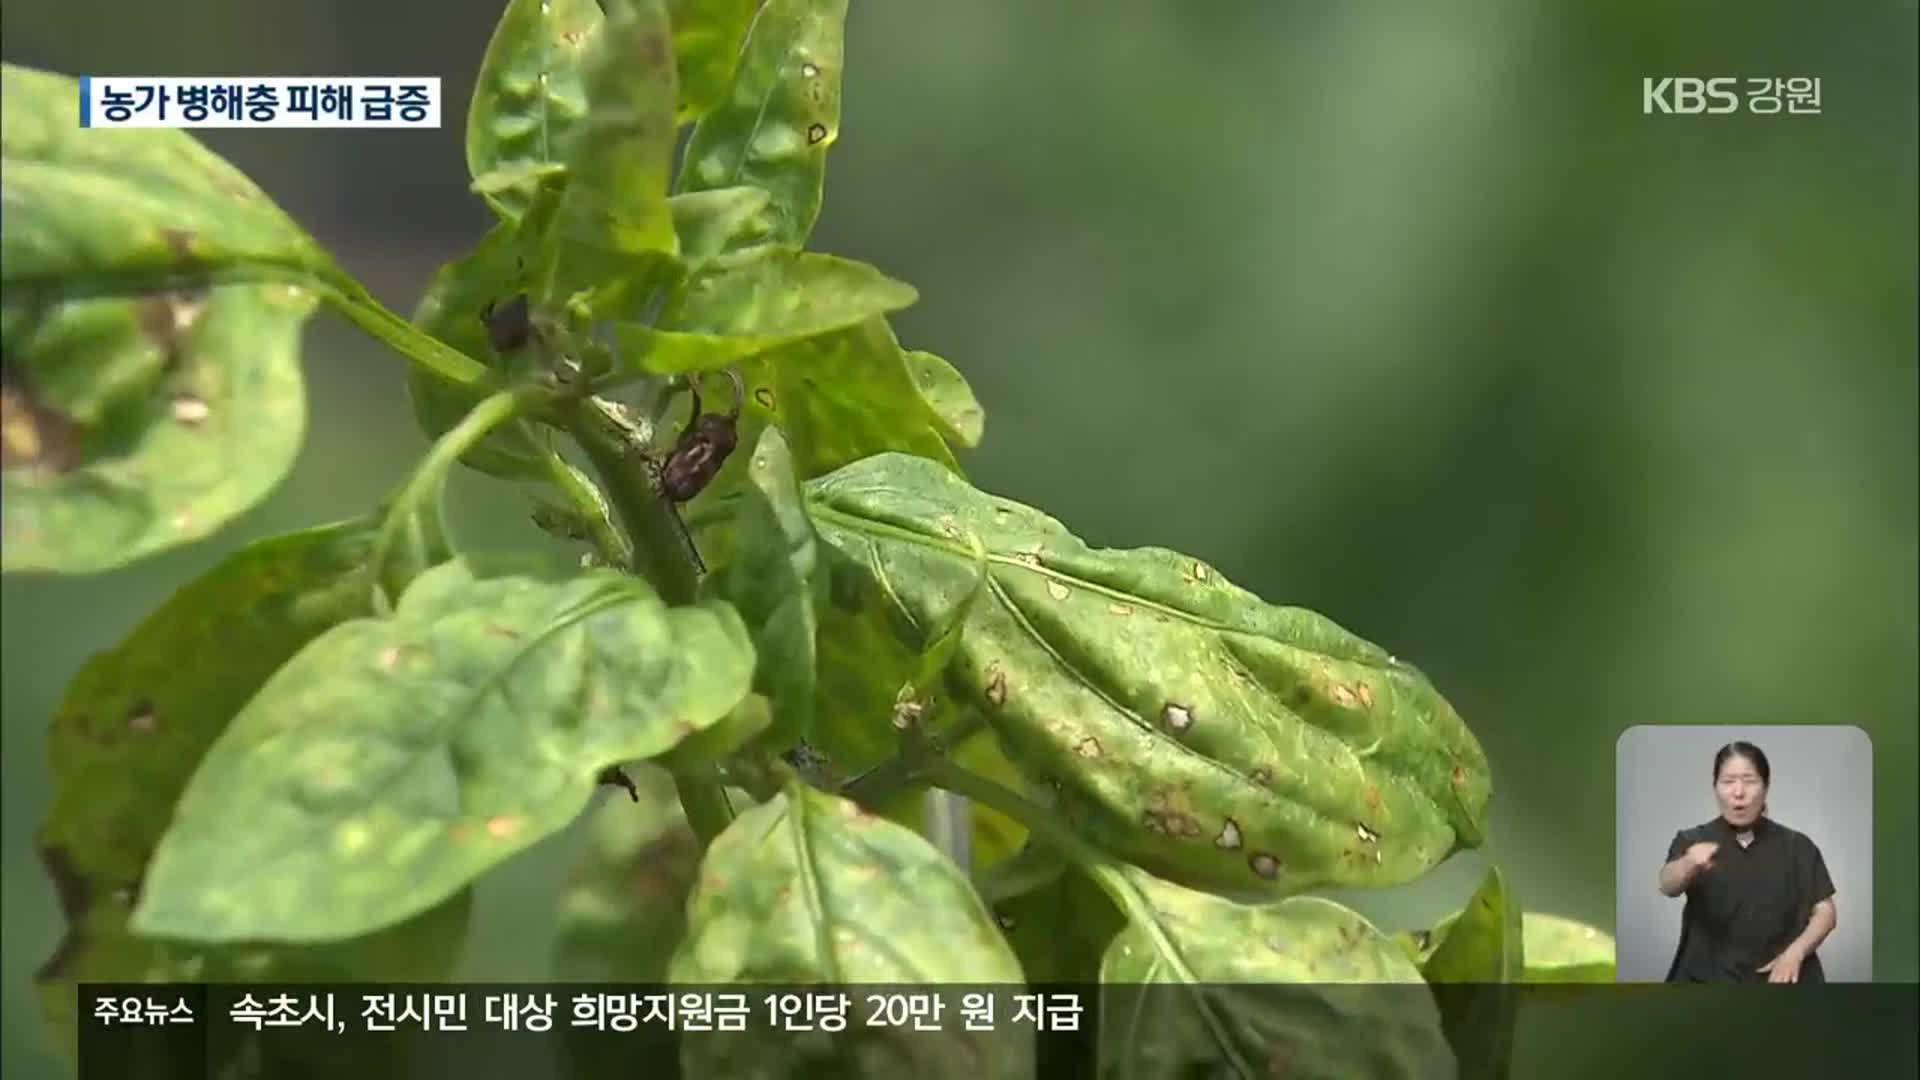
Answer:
645;369;746;575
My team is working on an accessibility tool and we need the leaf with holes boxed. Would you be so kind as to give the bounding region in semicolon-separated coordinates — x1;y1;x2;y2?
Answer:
803;452;1492;897
668;0;760;123
678;0;845;248
1;66;341;574
128;558;755;943
695;426;819;752
1099;871;1454;1079
1419;865;1523;1080
537;0;680;314
905;348;985;450
466;0;603;223
669;781;1032;1077
31;516;461;1060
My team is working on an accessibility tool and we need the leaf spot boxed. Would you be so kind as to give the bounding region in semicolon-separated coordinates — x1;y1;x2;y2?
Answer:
806;123;829;145
1108;601;1134;616
1363;784;1381;811
1355;682;1374;709
170;394;210;426
801;62;820;78
1215;818;1243;850
483;623;520;640
984;666;1007;707
485;815;522;839
127;700;158;733
1451;762;1467;786
1074;736;1102;758
1160;702;1194;734
169;510;193;531
1250;765;1274;788
995;911;1014;930
1249;852;1282;880
1046;580;1070;601
1330;683;1358;709
1356;822;1380;844
753;386;776;411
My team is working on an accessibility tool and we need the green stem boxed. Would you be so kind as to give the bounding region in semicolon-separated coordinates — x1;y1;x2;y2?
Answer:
841;709;987;806
564;399;732;844
674;767;737;850
923;760;1200;982
563;401;701;602
537;450;632;569
368;387;531;590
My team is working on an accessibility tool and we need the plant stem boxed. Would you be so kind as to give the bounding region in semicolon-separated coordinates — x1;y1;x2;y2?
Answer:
537;450;632;570
563;401;701;602
564;399;734;845
922;760;1200;982
368;387;531;591
674;767;737;850
321;279;494;388
841;709;987;806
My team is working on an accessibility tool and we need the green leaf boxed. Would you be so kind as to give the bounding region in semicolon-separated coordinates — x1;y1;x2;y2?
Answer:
1420;866;1522;1080
552;764;699;982
905;348;985;450
1399;911;1616;990
405;214;556;481
466;0;604;223
538;0;681;313
2;65;339;573
670;781;1033;1078
669;186;776;264
678;0;846;248
31;518;463;1059
697;426;819;752
804;452;1492;896
1099;872;1453;1080
619;251;919;375
129;558;755;943
1519;913;1615;985
668;0;760;123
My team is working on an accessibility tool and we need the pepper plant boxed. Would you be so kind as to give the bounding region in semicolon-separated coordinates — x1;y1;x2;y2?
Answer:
3;1;1617;1076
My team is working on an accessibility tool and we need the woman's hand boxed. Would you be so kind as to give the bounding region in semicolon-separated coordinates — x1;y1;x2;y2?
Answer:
1757;946;1805;984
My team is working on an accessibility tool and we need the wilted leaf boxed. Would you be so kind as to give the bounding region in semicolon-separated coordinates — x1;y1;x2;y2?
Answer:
667;0;760;123
1099;871;1454;1079
539;0;681;312
1419;866;1522;1080
697;427;819;752
130;559;755;943
804;452;1492;896
31;518;462;1059
678;0;846;248
670;781;1032;1077
905;348;985;449
466;0;603;222
2;65;339;573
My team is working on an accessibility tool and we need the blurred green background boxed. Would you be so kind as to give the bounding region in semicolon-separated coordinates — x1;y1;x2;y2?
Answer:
3;1;1914;1076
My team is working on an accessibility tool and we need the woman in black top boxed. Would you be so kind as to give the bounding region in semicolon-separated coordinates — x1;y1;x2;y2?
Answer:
1658;741;1838;983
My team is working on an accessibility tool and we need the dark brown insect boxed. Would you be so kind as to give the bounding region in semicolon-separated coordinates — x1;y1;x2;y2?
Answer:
597;765;639;803
478;293;534;354
655;369;745;503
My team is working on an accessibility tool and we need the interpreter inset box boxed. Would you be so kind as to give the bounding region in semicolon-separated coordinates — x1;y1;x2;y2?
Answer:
1614;725;1872;983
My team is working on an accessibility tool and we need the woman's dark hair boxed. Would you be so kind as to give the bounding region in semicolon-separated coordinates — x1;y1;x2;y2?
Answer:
1713;741;1771;786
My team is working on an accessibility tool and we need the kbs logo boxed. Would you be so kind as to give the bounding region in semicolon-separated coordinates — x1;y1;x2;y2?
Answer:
1642;77;1740;115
